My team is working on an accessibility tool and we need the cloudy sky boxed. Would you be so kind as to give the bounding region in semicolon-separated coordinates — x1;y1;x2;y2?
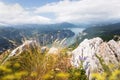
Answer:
0;0;120;25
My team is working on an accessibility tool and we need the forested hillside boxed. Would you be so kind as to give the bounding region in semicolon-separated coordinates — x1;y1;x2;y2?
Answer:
0;23;75;52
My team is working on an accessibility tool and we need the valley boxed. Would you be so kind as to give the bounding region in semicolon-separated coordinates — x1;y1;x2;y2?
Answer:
1;22;120;53
0;22;76;53
1;0;120;80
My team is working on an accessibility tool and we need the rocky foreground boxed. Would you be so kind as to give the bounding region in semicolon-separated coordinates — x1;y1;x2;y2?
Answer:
2;37;120;79
71;37;120;79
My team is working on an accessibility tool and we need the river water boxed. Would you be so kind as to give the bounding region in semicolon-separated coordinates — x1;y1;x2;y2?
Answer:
47;28;85;47
65;28;85;46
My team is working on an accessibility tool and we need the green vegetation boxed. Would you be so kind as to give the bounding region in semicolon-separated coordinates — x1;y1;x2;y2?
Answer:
83;23;120;41
0;43;120;80
92;54;120;80
0;22;75;52
0;44;87;80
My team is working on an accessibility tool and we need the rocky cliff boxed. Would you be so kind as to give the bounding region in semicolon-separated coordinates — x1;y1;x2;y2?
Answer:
71;37;120;79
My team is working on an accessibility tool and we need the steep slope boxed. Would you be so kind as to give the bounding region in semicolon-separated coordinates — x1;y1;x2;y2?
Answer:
83;22;120;41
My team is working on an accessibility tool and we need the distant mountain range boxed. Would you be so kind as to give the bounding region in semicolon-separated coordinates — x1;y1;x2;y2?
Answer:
0;22;76;53
1;22;120;53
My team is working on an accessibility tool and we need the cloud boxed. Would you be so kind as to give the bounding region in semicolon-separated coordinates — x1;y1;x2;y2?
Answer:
0;2;51;25
1;0;120;25
35;0;120;24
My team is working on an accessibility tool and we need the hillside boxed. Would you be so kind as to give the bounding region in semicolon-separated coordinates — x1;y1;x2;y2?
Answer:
83;22;120;41
0;22;76;53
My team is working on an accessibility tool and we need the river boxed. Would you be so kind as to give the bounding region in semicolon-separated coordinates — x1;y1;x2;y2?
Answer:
65;28;85;46
46;28;85;47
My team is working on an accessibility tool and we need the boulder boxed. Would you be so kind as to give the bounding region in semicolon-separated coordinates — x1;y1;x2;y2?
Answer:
41;46;47;54
71;37;120;79
2;40;37;64
48;47;59;55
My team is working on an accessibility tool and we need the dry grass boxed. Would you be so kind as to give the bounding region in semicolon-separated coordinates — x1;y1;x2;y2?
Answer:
1;41;120;80
0;43;73;80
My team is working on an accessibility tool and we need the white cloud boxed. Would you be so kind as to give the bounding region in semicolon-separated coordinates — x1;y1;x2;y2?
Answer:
1;0;120;25
35;0;120;24
0;2;51;25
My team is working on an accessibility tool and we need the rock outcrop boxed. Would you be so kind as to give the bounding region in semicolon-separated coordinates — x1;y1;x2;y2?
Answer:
2;40;37;64
71;37;120;79
48;47;59;55
2;37;120;79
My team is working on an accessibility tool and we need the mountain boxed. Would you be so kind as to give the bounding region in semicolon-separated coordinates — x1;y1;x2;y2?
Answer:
0;22;76;53
6;22;76;29
53;22;76;28
81;22;120;41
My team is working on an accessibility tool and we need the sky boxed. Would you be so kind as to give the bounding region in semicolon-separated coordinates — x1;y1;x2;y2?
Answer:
2;0;60;8
0;0;120;25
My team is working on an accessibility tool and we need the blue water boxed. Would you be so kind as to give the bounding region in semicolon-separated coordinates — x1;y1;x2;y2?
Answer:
47;28;85;47
65;28;85;46
70;28;85;35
